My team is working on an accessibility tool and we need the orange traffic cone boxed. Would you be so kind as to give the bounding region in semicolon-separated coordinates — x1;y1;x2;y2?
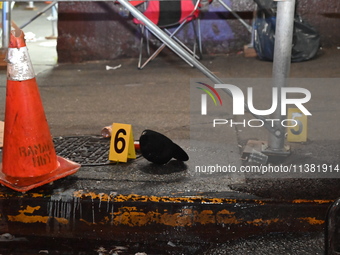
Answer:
0;24;80;192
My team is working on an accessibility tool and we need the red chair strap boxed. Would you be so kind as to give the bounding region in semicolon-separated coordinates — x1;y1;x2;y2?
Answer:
134;0;199;27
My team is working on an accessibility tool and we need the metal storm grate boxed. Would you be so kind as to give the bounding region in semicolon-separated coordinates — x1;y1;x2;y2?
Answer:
53;136;112;166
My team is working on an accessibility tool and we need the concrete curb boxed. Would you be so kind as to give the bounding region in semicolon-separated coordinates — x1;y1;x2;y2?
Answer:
0;189;332;243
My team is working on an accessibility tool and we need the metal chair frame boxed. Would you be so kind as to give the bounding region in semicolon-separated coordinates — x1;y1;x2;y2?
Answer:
136;0;202;69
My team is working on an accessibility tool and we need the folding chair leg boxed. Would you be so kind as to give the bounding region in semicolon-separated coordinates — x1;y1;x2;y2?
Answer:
166;28;200;60
194;18;203;58
138;24;145;69
197;19;203;57
140;22;193;69
140;41;163;69
163;19;201;60
146;28;151;56
138;18;200;69
151;29;195;67
140;39;194;69
148;22;186;61
165;29;195;58
137;25;153;69
191;19;202;59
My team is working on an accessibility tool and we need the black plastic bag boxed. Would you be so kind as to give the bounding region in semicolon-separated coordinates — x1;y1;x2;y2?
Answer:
253;0;320;62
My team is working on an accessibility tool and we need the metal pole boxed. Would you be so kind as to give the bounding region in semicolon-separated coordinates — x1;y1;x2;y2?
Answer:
46;4;58;39
25;2;37;10
2;2;11;49
117;0;282;138
268;0;296;152
51;5;58;37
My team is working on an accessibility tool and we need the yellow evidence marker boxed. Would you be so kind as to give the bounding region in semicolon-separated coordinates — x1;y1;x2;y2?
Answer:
109;123;136;162
287;108;308;142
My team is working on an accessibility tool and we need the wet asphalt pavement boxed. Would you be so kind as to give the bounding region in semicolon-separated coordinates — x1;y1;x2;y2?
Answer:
0;232;326;254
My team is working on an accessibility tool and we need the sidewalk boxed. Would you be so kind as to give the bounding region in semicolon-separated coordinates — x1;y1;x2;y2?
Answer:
0;2;340;254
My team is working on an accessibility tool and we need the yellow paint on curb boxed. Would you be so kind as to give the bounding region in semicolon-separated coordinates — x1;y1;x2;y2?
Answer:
299;217;325;225
293;199;333;204
7;205;68;225
2;191;330;228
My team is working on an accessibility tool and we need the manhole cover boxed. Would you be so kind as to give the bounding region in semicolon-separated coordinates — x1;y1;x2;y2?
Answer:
53;136;112;166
